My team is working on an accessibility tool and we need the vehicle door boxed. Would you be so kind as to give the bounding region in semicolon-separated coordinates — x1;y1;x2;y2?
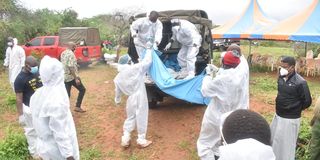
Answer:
24;37;42;56
42;37;58;58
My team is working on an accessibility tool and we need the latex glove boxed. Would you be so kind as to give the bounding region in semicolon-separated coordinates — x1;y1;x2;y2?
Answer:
205;64;219;75
193;43;198;47
19;115;26;126
164;42;172;51
114;95;121;105
146;41;153;49
114;87;122;105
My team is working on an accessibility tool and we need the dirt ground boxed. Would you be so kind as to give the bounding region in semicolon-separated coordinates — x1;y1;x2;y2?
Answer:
0;64;315;160
69;64;281;160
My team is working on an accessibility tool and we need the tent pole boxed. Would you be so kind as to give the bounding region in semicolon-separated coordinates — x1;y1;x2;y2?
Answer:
248;40;253;66
249;40;252;55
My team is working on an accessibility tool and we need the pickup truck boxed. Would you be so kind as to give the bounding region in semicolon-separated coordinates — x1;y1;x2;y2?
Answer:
128;10;213;107
23;27;102;65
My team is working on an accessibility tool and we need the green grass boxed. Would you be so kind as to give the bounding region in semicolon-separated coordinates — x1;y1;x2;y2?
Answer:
80;146;103;160
250;74;278;105
0;70;16;114
241;45;295;58
177;140;199;160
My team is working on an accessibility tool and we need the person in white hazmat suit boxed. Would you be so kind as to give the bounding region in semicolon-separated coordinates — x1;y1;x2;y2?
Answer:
164;19;202;80
197;50;247;160
30;56;79;160
219;109;275;160
130;11;163;60
226;44;249;109
3;37;26;90
113;49;153;148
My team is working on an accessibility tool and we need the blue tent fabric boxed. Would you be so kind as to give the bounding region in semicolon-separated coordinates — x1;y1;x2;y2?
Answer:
289;0;320;43
149;50;211;105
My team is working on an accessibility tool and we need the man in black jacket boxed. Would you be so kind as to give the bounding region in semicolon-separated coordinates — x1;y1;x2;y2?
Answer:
270;56;312;160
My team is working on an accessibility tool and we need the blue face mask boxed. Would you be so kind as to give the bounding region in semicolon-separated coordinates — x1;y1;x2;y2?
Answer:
30;66;39;74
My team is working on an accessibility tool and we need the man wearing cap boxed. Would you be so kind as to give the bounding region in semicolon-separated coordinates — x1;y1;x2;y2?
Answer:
197;50;247;160
164;19;202;79
60;42;86;113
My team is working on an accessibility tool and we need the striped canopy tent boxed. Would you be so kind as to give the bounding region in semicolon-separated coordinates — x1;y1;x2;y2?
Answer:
263;0;320;43
212;0;277;39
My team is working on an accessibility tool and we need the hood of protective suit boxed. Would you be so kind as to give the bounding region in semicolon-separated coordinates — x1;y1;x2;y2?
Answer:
219;138;275;160
13;38;18;46
40;56;65;87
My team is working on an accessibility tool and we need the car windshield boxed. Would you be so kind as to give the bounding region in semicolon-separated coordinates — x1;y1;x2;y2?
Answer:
213;39;224;43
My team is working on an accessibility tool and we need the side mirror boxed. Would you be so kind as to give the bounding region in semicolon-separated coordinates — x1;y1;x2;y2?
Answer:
25;42;31;47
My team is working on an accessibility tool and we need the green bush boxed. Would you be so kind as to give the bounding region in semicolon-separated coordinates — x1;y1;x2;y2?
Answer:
0;128;30;160
296;119;312;160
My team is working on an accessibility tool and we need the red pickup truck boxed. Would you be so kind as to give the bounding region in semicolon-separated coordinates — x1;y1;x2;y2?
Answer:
23;27;102;65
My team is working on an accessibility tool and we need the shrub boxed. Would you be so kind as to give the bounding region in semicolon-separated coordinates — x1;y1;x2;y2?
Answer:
296;119;311;160
0;128;30;160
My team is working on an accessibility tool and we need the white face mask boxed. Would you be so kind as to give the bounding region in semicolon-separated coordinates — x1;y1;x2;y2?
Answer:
280;67;289;76
7;42;13;46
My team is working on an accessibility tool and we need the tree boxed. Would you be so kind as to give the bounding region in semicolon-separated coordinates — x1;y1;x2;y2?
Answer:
110;7;142;61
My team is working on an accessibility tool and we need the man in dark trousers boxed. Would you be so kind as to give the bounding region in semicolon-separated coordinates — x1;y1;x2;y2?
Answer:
60;42;86;113
270;56;312;160
14;56;42;158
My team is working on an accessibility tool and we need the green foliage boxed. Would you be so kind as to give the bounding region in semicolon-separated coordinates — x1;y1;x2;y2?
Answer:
0;1;139;60
6;94;16;106
250;65;270;73
0;128;30;159
80;147;103;160
251;76;277;92
296;119;312;160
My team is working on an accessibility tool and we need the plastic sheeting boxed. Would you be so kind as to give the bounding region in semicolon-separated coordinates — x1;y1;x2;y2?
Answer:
149;50;210;105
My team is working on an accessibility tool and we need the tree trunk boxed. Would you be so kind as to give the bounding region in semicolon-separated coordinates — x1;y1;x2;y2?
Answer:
115;45;121;62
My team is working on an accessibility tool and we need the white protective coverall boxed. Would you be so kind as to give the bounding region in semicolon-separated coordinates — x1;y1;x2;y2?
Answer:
197;63;247;159
130;17;163;59
238;55;250;109
21;104;38;156
30;56;79;160
219;138;276;160
114;49;153;144
171;19;202;78
3;38;26;90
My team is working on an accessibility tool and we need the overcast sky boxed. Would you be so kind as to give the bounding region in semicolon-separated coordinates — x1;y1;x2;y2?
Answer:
19;0;313;25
